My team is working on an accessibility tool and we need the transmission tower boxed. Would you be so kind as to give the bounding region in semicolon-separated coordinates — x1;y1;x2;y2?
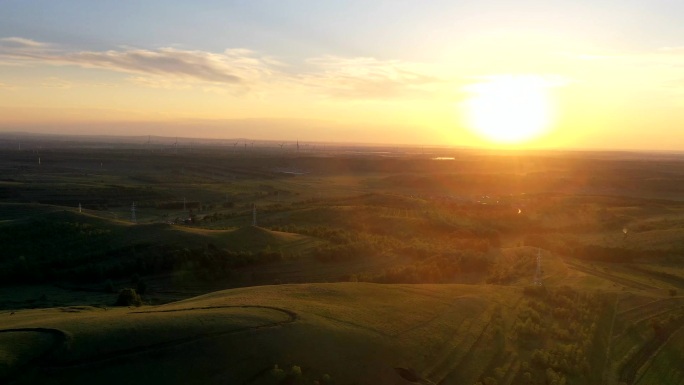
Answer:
252;203;257;226
131;202;137;223
533;248;543;286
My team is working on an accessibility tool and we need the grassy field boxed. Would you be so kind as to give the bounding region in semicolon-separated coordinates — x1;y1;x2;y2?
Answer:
0;282;616;385
2;140;684;384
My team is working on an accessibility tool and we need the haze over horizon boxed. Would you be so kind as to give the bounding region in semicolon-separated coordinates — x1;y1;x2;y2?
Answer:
1;1;683;150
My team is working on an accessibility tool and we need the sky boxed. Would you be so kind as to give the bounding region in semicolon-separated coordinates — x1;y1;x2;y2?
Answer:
0;0;683;150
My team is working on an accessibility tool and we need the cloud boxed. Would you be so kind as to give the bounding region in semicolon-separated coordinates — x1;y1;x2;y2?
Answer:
0;38;276;87
0;37;448;99
61;48;244;83
0;37;47;49
302;56;446;99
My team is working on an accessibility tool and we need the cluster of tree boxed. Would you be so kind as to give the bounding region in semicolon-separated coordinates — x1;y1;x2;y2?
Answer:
486;252;535;284
273;225;405;264
1;241;284;286
270;225;372;245
121;244;283;282
531;345;591;379
515;287;601;343
524;234;656;263
0;218;111;263
510;361;570;385
271;198;505;246
313;243;376;262
274;224;498;266
510;286;605;383
350;252;491;284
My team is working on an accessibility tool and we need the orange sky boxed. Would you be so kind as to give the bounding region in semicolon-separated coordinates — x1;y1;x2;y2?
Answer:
1;2;683;150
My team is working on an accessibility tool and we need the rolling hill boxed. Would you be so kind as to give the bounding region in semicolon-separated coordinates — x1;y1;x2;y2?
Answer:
0;282;617;385
0;283;632;384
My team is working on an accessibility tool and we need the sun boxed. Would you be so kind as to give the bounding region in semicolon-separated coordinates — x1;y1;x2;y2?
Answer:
463;75;554;144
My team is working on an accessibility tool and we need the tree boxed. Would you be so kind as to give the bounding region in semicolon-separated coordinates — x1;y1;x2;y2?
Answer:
115;288;142;306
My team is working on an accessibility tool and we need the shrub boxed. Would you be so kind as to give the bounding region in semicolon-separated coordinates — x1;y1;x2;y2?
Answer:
115;288;142;306
290;365;302;377
271;364;286;381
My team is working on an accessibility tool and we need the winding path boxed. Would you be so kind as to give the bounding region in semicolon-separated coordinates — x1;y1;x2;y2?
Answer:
0;327;70;383
0;305;298;382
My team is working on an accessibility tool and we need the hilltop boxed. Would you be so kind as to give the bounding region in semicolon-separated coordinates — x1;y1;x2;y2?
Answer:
0;282;614;385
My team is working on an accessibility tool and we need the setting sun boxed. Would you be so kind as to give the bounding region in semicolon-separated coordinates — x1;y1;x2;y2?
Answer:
463;75;556;144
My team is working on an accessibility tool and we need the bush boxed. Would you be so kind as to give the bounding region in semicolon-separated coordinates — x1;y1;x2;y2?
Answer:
114;288;142;306
271;364;286;381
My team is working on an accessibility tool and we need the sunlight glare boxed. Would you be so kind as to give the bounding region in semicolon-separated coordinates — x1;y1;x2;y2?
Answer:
463;75;556;144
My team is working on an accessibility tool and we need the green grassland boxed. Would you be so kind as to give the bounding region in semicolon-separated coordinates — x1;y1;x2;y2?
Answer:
0;283;616;385
2;141;684;384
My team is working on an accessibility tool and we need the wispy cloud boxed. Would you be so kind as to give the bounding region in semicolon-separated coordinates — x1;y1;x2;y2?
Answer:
0;39;277;88
0;37;450;99
0;37;47;49
59;48;263;84
303;56;445;99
